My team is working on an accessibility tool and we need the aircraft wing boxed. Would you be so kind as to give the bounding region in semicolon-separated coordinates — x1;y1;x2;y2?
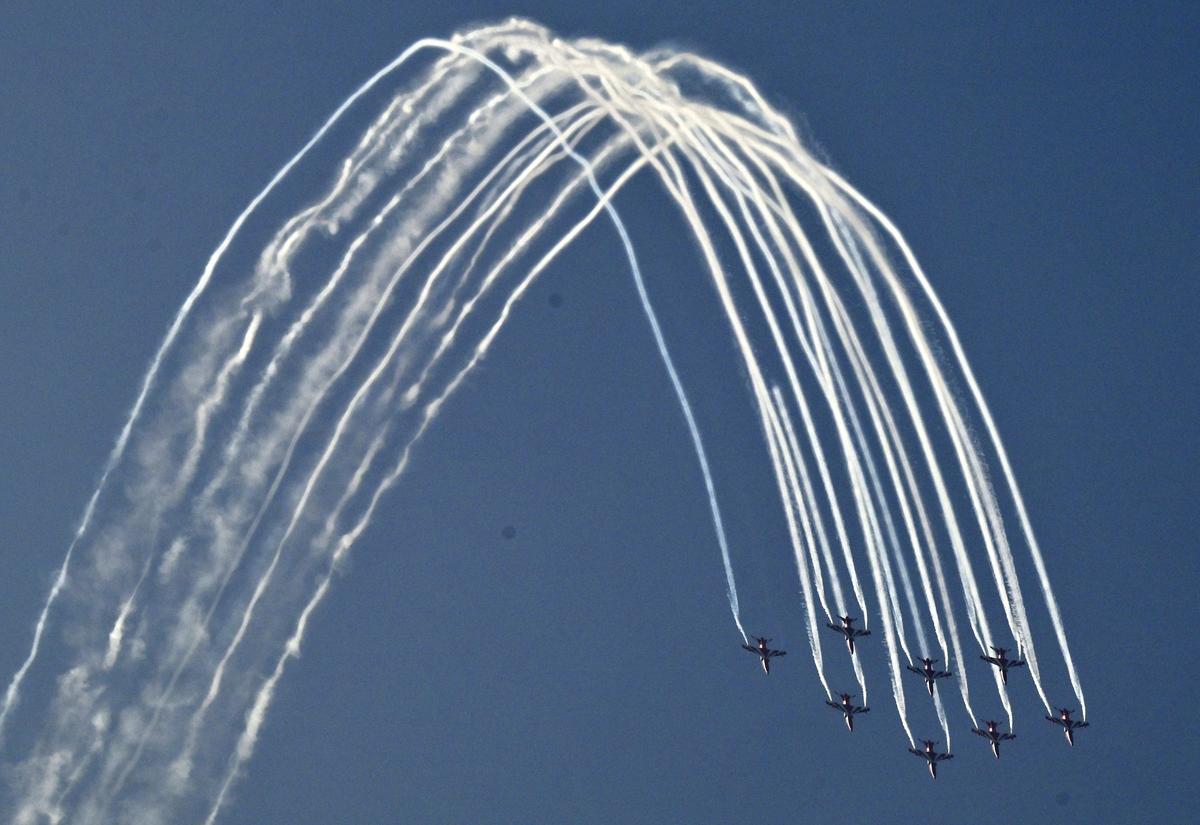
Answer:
971;728;989;738
999;733;1016;741
934;670;952;679
1045;716;1066;727
852;628;871;638
936;753;954;761
905;665;924;676
854;706;869;714
907;748;924;758
825;622;843;633
1072;720;1090;729
981;655;1000;665
766;649;786;658
825;701;843;711
1010;659;1026;668
741;644;758;653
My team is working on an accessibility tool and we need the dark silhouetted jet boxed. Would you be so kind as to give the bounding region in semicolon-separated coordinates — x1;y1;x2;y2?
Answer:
824;692;869;732
826;615;871;655
972;720;1016;759
741;637;786;674
908;740;954;779
906;657;953;696
980;646;1025;685
1045;708;1090;746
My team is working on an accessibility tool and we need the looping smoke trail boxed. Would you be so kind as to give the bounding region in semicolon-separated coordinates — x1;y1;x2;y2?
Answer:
764;392;830;699
2;20;1084;821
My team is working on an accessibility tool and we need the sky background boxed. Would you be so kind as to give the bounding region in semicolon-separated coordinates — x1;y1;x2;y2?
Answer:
2;2;1198;823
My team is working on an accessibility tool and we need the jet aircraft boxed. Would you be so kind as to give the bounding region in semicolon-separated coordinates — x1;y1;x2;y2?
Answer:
824;692;869;732
741;636;786;674
906;657;952;696
980;646;1026;685
1045;708;1090;746
908;740;953;779
825;615;871;655
971;720;1016;759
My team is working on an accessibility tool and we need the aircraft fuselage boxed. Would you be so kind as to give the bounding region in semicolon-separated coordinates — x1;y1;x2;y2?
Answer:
1047;710;1086;746
910;742;949;779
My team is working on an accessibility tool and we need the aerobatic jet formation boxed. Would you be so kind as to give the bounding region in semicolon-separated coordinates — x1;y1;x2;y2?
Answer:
731;632;1090;775
908;740;954;779
824;692;870;732
0;22;1101;820
825;615;871;655
741;636;786;674
1045;708;1090;746
980;646;1026;685
906;657;953;696
972;720;1016;759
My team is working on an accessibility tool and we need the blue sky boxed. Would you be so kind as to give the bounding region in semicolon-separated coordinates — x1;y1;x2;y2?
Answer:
2;2;1198;822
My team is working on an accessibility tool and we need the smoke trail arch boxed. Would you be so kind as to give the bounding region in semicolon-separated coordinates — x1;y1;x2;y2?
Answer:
1;20;1084;824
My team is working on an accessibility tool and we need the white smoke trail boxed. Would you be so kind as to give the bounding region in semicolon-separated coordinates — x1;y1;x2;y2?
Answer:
773;394;866;698
539;27;911;743
104;97;625;808
676;124;873;623
674;113;999;667
199;69;586;518
171;312;264;502
660;120;858;631
179;121;648;765
103;555;154;672
813;196;1015;723
817;195;1026;722
0;29;509;746
619;113;895;705
1;21;1085;821
763;394;830;698
202;122;677;821
114;82;629;825
809;292;976;730
624;15;1049;729
542;46;868;645
824;167;1085;719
